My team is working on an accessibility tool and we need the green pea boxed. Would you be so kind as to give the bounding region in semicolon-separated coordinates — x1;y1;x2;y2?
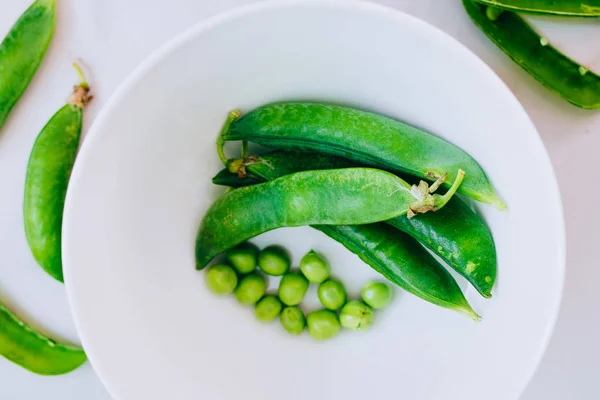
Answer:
361;281;393;310
234;273;266;305
0;302;86;375
254;295;283;322
278;272;309;306
318;279;347;310
258;246;290;276
226;242;258;274
306;310;340;341
280;306;306;335
339;301;374;331
300;250;330;284
205;264;238;295
23;63;92;282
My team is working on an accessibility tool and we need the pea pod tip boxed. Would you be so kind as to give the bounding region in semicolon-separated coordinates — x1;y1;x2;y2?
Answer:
490;197;507;211
39;0;56;7
229;109;241;119
473;190;507;211
216;110;242;165
463;308;482;322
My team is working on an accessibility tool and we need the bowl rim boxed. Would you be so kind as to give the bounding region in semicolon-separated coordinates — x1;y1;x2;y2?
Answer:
63;1;566;399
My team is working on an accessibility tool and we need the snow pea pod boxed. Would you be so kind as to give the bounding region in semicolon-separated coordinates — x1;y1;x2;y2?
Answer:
464;1;600;109
223;103;504;209
473;0;600;16
316;224;480;321
0;0;55;130
213;151;496;298
23;64;92;282
0;303;87;375
196;167;464;268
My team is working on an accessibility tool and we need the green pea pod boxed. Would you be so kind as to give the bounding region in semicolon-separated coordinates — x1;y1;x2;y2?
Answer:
317;224;480;321
464;1;600;109
473;0;600;16
222;104;504;209
213;151;355;188
0;303;87;375
213;152;496;298
196;167;464;268
24;64;92;282
0;0;55;130
213;152;360;188
387;200;496;298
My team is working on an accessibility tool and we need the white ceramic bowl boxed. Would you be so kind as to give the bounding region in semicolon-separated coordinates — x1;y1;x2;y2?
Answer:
62;1;565;399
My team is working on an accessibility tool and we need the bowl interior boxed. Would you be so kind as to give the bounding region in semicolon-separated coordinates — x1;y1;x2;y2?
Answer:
63;2;564;400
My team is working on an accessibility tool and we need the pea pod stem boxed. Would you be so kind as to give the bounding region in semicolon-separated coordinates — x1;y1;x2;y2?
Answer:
216;110;240;165
72;62;88;88
69;63;93;109
438;170;465;205
410;170;465;218
473;0;600;16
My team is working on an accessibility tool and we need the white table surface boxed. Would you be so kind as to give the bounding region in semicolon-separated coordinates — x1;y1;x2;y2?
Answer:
0;0;597;398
